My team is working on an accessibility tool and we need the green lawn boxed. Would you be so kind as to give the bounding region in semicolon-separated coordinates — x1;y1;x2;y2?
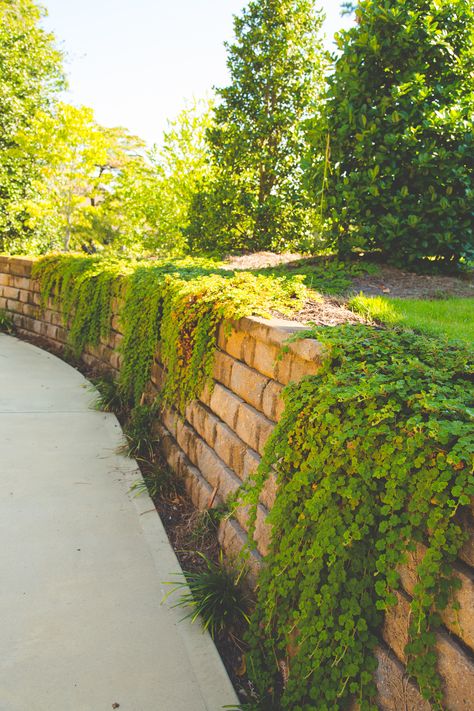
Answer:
348;295;474;345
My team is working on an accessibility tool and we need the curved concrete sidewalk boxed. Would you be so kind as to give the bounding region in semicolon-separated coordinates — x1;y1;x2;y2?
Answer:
0;335;238;711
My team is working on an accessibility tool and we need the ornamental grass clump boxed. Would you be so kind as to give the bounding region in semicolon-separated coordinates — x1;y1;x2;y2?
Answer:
165;552;250;640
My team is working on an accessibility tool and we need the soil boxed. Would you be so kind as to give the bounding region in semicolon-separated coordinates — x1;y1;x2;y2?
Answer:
224;250;303;270
225;251;473;327
350;264;474;300
272;296;367;327
226;251;474;298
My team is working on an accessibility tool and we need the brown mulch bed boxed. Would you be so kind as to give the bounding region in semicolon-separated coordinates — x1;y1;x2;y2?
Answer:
224;250;303;270
273;295;367;327
350;264;474;299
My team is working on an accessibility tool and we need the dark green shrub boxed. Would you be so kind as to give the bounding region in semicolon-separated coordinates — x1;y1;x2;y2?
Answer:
315;0;474;265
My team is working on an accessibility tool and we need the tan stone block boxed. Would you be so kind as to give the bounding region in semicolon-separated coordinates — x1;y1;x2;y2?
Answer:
213;350;235;387
56;327;67;344
11;275;30;290
46;324;58;341
438;631;474;710
175;420;198;467
199;382;212;406
261;379;285;421
274;352;293;385
288;355;320;383
383;589;474;710
287;337;324;363
194;439;224;489
259;471;278;510
258;416;274;456
0;273;10;287
398;544;474;651
233;499;250;526
214;421;246;473
12;313;24;329
111;315;123;333
21;303;38;319
242;449;261;480
218;518;247;561
240;335;256;368
162;408;178;438
200;406;219;448
8;257;33;277
1;286;19;301
0;257;11;275
222;329;247;360
218;467;242;501
19;315;34;332
235;403;261;451
373;645;430;711
30;291;42;306
110;351;121;370
251;339;280;379
230;360;268;411
0;296;7;310
209;383;242;429
6;299;20;313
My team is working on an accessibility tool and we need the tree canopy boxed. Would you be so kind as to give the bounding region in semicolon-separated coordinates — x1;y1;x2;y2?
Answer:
187;0;327;255
0;0;63;252
316;0;474;265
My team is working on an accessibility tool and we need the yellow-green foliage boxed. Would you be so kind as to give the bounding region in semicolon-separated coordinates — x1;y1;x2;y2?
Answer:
32;254;130;355
33;254;308;408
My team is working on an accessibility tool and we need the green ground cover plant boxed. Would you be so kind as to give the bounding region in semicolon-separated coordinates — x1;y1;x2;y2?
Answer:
0;309;14;333
32;253;378;411
31;253;473;709
32;253;313;410
240;325;473;709
349;295;474;344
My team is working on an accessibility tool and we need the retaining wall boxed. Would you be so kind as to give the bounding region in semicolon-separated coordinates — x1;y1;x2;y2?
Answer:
1;254;473;710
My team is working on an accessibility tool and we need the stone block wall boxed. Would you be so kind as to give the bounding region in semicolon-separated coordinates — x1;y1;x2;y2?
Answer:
1;255;473;709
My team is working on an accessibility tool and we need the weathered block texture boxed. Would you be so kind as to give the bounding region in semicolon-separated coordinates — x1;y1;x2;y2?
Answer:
1;255;473;710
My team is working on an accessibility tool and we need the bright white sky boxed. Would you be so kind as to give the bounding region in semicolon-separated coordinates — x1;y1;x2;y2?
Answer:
41;1;354;147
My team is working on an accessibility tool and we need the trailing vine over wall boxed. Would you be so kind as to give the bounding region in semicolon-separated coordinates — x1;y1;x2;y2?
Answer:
242;325;473;710
32;254;308;408
32;254;129;356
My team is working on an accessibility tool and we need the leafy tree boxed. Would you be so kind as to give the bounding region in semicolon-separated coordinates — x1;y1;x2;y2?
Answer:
187;0;326;255
0;0;63;252
19;103;143;251
317;0;474;265
102;100;214;256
